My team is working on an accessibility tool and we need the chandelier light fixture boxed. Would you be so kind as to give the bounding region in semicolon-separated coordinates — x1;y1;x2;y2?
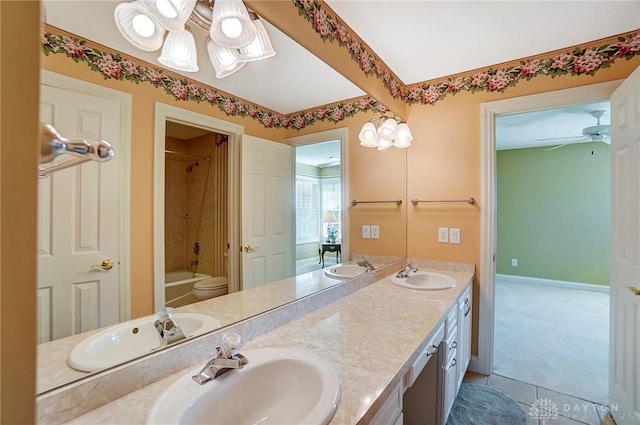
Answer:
114;0;276;78
358;115;414;150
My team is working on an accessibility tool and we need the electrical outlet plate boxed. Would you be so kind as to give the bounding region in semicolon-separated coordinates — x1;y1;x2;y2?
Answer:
438;227;449;243
512;258;518;267
371;225;380;239
362;225;371;239
450;228;460;244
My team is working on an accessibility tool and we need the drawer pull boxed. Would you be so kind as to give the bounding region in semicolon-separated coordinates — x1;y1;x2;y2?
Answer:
451;341;457;349
426;344;438;357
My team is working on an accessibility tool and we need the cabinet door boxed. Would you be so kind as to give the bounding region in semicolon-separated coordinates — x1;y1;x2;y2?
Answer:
443;354;458;421
457;287;472;388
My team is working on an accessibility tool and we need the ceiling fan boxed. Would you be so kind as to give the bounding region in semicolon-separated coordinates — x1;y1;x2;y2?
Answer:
539;110;611;151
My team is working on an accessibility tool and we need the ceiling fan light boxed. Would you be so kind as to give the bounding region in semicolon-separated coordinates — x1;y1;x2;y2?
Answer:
394;123;413;147
377;117;398;140
377;138;394;150
358;122;378;147
210;0;257;48
207;38;246;78
139;0;196;32
114;1;166;51
238;19;276;62
158;29;199;72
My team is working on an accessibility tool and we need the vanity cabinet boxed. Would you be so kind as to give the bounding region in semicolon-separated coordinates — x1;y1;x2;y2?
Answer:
400;285;473;425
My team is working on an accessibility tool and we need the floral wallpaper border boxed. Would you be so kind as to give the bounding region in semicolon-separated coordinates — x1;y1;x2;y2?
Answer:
43;13;640;131
41;27;387;131
294;0;640;105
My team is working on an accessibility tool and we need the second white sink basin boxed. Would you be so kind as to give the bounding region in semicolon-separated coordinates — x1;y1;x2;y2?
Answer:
324;264;368;279
68;313;221;372
390;271;456;290
147;347;340;425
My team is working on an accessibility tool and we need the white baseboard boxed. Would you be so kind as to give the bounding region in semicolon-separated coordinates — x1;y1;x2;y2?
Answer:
496;274;609;293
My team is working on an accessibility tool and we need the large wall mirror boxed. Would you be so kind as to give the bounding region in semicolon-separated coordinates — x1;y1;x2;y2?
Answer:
37;1;407;395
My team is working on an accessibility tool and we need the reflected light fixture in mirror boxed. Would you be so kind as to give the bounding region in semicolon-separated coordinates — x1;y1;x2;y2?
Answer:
359;115;414;150
114;0;276;77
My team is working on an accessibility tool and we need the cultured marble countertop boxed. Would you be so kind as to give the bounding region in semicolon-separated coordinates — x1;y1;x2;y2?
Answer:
37;266;349;394
65;265;473;425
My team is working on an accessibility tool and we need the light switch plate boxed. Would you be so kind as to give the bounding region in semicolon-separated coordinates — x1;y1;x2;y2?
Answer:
438;227;449;243
371;225;380;239
362;225;371;239
450;228;461;244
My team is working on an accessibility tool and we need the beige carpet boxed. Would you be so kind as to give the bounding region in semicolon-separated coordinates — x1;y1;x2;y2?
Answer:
493;277;609;404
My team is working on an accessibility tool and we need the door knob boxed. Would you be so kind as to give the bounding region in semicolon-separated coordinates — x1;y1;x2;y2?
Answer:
628;286;640;296
243;245;255;252
91;259;114;271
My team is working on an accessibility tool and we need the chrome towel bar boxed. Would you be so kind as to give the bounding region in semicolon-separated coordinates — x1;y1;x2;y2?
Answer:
411;197;475;206
351;199;403;206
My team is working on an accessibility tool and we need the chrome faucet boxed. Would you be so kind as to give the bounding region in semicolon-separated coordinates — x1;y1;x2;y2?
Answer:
154;307;187;347
192;332;248;385
396;263;418;278
357;258;376;272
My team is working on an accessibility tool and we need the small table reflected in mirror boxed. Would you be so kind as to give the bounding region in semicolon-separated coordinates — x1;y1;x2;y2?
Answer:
319;242;341;268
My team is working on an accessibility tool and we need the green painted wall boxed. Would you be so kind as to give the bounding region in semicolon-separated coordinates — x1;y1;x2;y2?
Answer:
496;142;610;285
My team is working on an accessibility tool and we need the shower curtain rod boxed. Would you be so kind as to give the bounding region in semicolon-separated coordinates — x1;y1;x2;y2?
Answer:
164;150;212;161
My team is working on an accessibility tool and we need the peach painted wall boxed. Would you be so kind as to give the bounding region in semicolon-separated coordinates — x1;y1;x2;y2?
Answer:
405;57;640;354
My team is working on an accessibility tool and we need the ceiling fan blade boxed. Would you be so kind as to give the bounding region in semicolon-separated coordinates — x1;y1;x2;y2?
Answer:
545;144;569;152
535;135;585;142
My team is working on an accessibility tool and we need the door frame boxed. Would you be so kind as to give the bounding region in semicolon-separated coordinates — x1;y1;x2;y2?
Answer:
475;80;622;374
41;70;132;322
285;128;349;269
153;103;243;311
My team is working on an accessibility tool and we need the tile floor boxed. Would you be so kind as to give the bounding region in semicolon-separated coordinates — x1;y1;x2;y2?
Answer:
463;371;610;425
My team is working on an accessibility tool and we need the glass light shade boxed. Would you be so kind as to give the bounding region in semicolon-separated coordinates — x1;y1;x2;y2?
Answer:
358;122;378;147
140;0;196;32
207;39;246;78
239;19;276;62
210;0;257;48
377;117;398;140
377;138;394;150
393;123;414;148
158;29;199;72
114;1;166;51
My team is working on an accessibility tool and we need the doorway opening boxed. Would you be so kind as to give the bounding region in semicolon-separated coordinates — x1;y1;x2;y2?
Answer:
294;140;342;275
163;121;229;308
477;80;621;396
286;128;349;275
492;101;611;404
153;103;242;312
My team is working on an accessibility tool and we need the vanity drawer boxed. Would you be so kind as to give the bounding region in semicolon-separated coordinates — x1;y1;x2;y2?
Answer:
445;306;458;338
444;326;457;361
405;322;445;388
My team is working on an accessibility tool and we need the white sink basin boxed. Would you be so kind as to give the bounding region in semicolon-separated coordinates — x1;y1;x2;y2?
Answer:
68;313;221;372
390;271;457;291
324;264;368;279
147;347;340;425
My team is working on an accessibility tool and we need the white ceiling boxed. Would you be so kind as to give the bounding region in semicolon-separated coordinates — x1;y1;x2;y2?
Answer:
295;140;341;168
43;1;639;143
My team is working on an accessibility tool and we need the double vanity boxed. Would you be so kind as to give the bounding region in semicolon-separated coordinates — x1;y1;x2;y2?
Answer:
37;258;473;425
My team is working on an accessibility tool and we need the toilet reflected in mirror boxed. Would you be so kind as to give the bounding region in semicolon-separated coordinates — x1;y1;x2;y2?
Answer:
164;122;229;308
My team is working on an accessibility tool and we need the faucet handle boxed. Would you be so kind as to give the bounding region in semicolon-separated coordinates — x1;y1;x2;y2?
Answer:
220;332;243;358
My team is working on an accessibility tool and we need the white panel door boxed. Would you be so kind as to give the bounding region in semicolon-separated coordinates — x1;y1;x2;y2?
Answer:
38;84;121;342
241;135;292;290
610;65;640;424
